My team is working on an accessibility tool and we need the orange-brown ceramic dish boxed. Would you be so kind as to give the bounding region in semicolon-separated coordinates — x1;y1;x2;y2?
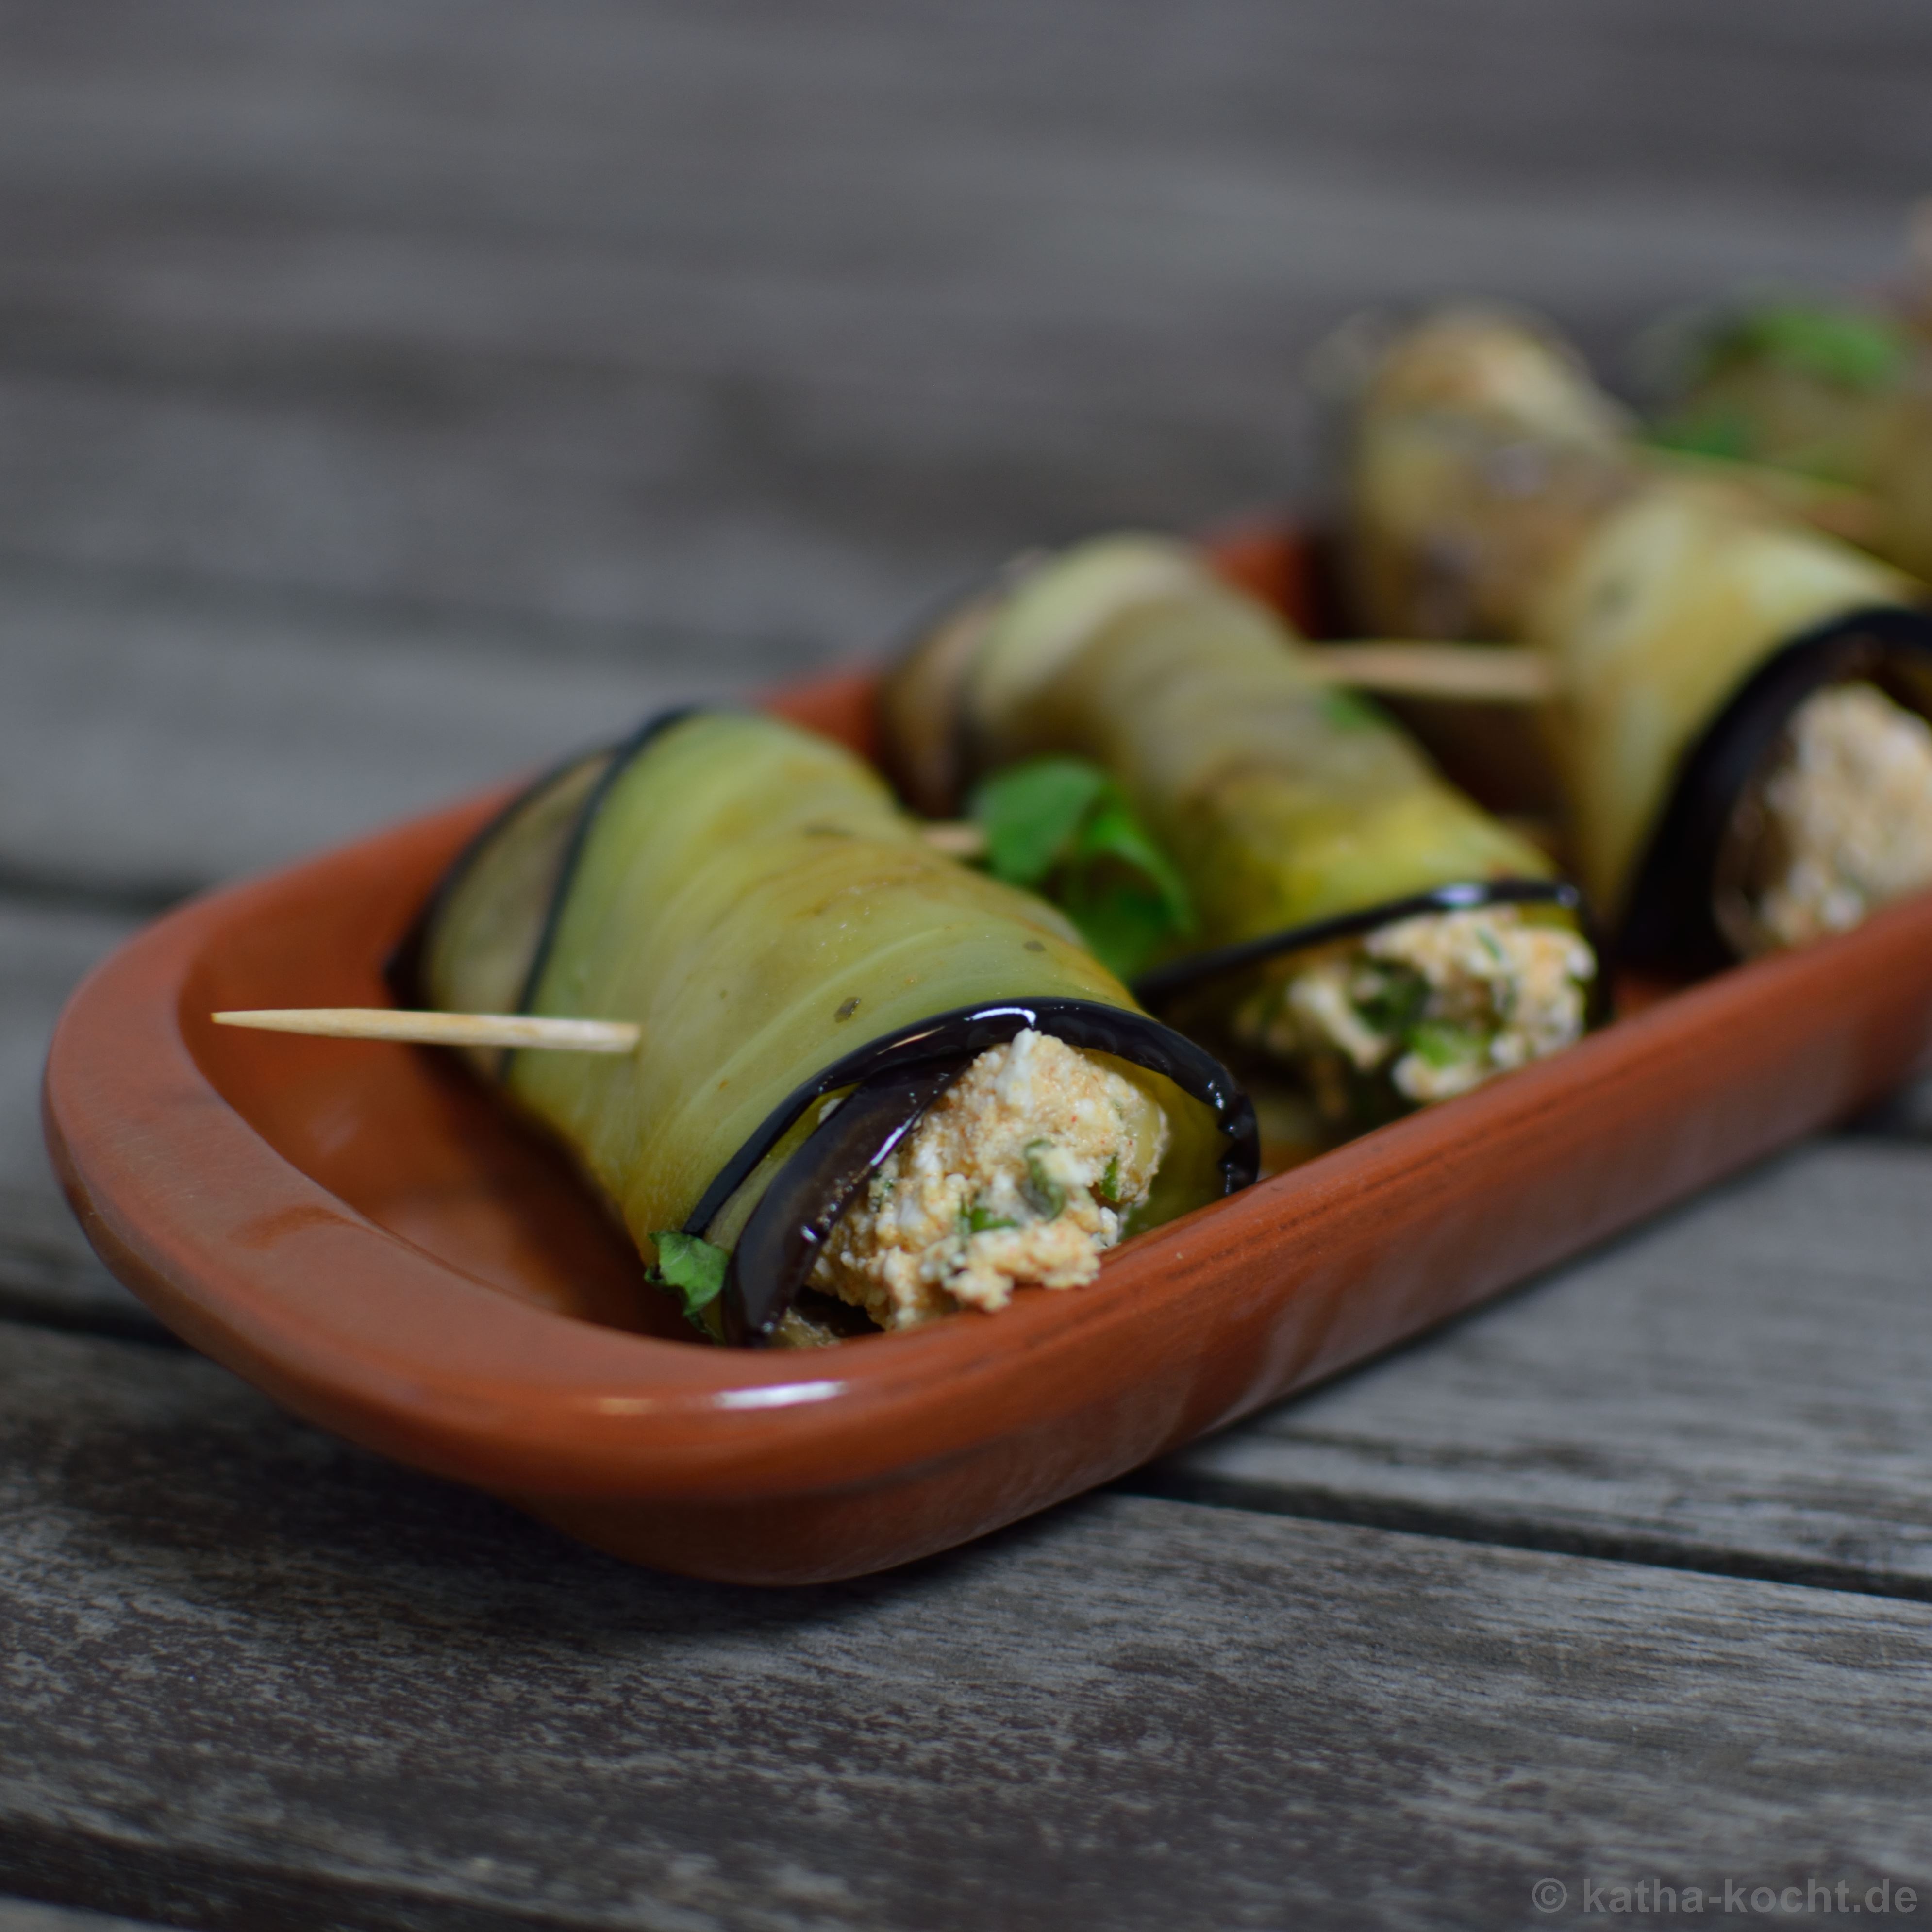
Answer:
43;533;1932;1585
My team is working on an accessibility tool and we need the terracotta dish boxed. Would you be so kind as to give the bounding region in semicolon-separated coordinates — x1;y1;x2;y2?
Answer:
44;530;1932;1584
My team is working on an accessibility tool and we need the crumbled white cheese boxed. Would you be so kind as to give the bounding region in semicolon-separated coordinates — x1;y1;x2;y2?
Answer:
1752;683;1932;949
810;1028;1168;1329
1238;905;1594;1115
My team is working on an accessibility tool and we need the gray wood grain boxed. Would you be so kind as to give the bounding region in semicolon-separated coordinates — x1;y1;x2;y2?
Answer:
4;1320;1932;1932
1849;1076;1932;1142
1;0;1930;888
0;1;1925;652
0;902;162;1338
0;1905;171;1932
1146;1137;1932;1597
0;569;761;896
11;9;1932;1926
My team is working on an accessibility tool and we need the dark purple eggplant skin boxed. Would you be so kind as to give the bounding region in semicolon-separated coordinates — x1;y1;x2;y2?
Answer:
385;705;702;1017
721;1064;961;1345
504;707;704;1026
392;706;1260;1349
1130;878;1589;1007
701;996;1260;1346
383;745;588;1014
1618;606;1932;973
1108;605;1932;986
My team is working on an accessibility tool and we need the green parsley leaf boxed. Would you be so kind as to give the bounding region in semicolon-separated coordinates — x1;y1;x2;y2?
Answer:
1022;1139;1067;1219
1403;1021;1486;1070
966;756;1196;981
1097;1154;1123;1207
649;1231;729;1320
1059;875;1183;981
1704;302;1911;394
1649;405;1755;462
1073;797;1193;929
971;757;1108;887
1352;965;1428;1041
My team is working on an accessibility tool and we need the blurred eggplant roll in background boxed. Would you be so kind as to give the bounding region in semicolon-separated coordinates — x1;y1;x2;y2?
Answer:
879;534;1596;1168
1645;294;1932;581
395;707;1255;1347
1345;307;1932;969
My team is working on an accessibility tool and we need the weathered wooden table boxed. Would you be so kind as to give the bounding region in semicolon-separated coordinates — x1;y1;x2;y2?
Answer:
6;6;1932;1927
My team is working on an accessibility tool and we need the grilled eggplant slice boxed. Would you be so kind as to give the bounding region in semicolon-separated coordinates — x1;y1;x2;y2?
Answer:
1647;297;1932;579
1347;307;1932;968
880;534;1596;1154
400;708;1255;1345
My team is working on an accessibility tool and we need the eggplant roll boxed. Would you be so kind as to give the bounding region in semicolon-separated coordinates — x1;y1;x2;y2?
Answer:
401;707;1255;1346
1347;307;1932;966
1648;298;1932;582
880;534;1596;1146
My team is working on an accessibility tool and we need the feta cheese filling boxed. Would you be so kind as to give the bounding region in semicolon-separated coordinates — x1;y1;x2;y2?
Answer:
809;1028;1168;1330
1734;683;1932;951
1233;905;1595;1116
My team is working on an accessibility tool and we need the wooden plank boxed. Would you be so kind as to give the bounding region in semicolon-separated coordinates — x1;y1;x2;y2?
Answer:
1850;1077;1932;1141
0;1;1928;892
8;0;1928;221
0;1905;167;1932
0;2;1922;646
1147;1137;1932;1596
7;585;1932;1523
0;903;161;1339
0;570;757;895
15;551;1932;1064
4;1322;1932;1931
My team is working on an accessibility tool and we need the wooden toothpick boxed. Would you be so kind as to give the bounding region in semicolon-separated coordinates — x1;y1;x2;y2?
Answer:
909;650;1551;859
920;820;989;858
211;1009;642;1052
1648;447;1883;544
1304;642;1557;704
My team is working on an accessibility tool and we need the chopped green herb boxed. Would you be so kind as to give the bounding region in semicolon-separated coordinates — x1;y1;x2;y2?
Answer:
1403;1021;1487;1070
1096;1153;1123;1207
1703;301;1911;393
961;1200;1018;1236
1352;965;1429;1041
1649;405;1755;463
1022;1139;1067;1219
966;756;1195;980
649;1230;729;1325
